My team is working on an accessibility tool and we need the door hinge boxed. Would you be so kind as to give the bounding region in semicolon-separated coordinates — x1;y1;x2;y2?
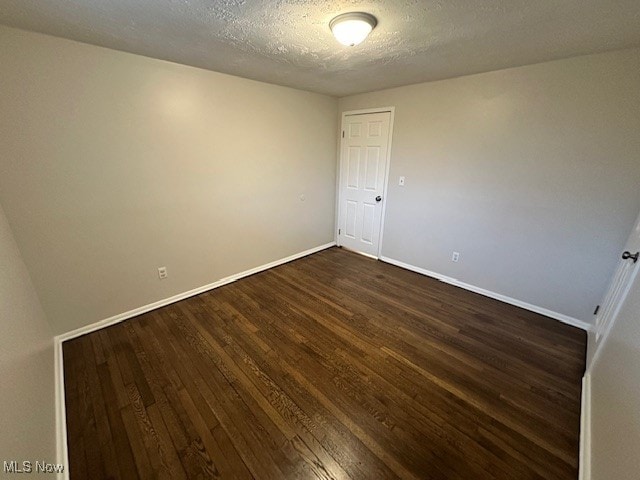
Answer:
338;229;341;235
342;131;345;138
594;305;600;315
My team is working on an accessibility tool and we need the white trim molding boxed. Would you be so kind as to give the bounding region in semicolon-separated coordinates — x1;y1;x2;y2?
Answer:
379;255;592;331
341;106;396;117
54;339;69;480
587;262;640;371
579;373;592;480
56;242;335;343
53;241;336;478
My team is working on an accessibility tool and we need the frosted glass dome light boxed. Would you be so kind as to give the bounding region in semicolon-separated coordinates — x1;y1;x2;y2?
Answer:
330;12;377;47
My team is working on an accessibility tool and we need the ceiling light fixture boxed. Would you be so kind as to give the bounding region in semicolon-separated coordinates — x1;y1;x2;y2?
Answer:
329;12;377;47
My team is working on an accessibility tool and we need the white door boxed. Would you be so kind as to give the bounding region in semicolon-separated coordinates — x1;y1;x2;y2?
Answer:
338;111;392;257
590;210;640;368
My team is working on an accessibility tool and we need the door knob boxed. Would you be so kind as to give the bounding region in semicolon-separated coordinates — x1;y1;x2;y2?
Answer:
375;196;382;202
622;251;639;263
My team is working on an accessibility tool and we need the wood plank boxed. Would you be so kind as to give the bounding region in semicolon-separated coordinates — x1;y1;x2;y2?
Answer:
64;247;586;479
95;362;140;479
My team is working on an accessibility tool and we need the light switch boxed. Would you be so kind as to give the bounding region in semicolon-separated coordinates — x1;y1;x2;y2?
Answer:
399;176;405;186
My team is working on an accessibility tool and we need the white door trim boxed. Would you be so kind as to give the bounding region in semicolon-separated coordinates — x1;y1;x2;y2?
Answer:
579;373;592;480
587;210;640;373
337;106;395;259
587;263;640;372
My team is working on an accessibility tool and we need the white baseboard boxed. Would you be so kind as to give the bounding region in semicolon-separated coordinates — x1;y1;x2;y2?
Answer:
54;338;69;480
56;242;335;343
53;241;335;477
379;255;592;332
53;242;586;478
579;373;592;480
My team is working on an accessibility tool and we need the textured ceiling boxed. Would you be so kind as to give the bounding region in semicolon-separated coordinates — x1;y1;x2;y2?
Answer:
1;0;639;96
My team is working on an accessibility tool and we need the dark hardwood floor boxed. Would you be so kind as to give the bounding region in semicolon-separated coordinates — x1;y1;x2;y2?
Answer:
63;247;587;479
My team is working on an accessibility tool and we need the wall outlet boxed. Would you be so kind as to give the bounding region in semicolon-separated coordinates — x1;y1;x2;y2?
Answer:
452;252;460;262
158;266;168;279
399;176;405;186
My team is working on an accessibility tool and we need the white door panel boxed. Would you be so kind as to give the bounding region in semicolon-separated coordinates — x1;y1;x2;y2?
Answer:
347;147;360;188
361;203;376;244
345;201;357;239
364;147;380;190
338;111;392;257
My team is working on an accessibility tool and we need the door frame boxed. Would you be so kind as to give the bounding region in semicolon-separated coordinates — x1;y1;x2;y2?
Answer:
336;106;395;259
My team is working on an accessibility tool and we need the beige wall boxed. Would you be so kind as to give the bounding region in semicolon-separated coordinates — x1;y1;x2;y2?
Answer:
0;26;338;334
339;48;640;323
0;203;56;469
590;267;640;478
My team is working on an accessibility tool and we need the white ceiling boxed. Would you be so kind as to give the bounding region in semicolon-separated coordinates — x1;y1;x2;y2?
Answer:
1;0;639;97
